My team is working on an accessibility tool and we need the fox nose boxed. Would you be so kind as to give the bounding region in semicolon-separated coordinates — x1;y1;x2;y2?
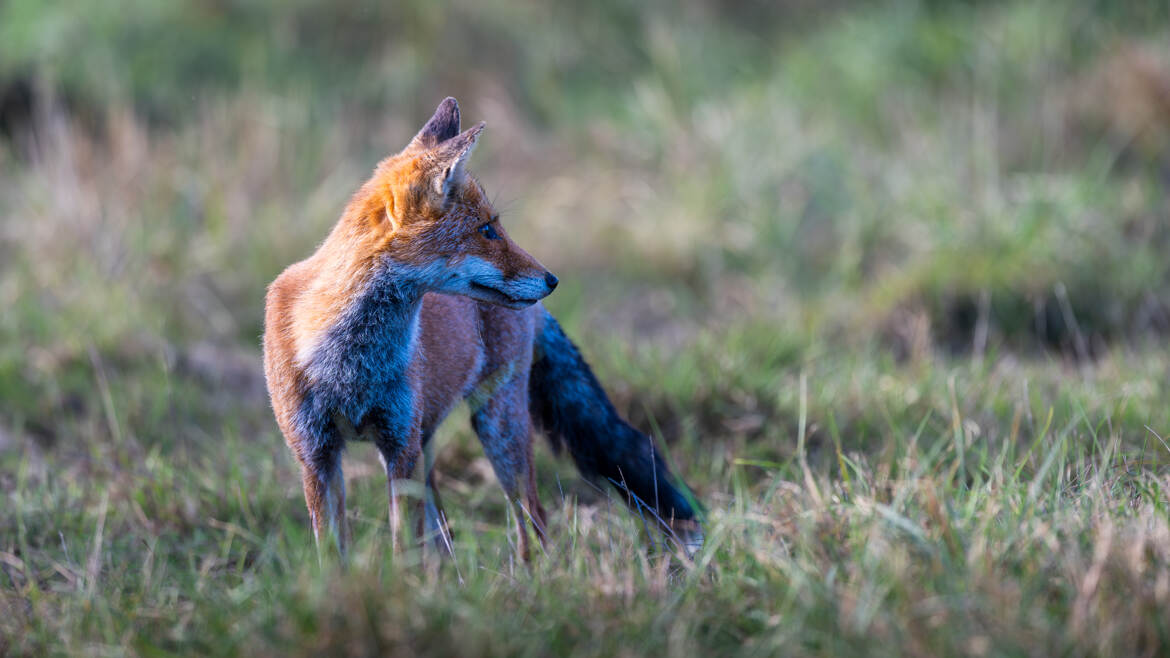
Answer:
544;272;559;290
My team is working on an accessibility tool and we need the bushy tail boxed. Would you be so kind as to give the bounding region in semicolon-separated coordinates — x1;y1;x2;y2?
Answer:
528;309;700;545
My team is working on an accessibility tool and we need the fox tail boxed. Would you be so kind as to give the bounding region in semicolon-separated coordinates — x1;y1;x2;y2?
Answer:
528;308;702;553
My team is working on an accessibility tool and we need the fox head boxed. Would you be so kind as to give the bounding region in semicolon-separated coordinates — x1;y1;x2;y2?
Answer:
354;97;557;309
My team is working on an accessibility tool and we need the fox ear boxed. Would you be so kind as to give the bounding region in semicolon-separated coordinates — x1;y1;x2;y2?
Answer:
410;97;461;149
429;122;484;197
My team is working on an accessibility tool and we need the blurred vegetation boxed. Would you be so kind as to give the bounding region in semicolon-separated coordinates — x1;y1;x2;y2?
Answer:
2;0;1170;655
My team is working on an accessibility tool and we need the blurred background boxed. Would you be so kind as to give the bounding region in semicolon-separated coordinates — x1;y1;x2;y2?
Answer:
2;0;1170;651
3;0;1169;469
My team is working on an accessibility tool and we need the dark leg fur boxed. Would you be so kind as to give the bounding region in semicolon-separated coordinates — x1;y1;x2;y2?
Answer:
299;441;348;558
416;437;455;555
470;382;547;561
377;438;420;552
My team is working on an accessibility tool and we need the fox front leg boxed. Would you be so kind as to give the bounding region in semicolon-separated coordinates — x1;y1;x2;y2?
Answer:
375;433;422;553
299;445;348;561
415;435;455;556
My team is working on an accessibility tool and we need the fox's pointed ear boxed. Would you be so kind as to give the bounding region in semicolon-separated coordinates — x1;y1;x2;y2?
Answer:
410;97;461;149
429;122;484;197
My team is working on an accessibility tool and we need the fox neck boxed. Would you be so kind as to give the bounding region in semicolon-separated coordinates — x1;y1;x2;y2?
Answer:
334;251;453;348
318;199;454;304
303;215;438;336
297;204;454;387
298;256;432;432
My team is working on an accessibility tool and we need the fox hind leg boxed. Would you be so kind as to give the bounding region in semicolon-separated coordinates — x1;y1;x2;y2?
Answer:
470;382;547;560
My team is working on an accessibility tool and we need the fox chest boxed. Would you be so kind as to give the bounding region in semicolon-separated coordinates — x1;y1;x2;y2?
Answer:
297;283;422;438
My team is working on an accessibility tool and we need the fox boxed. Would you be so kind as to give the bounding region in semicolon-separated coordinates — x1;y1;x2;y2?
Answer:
263;97;701;560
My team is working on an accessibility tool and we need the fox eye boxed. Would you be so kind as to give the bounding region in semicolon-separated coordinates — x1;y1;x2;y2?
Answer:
478;223;502;240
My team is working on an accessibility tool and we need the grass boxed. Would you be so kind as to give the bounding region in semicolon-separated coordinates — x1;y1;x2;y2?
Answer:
2;0;1170;655
4;359;1169;655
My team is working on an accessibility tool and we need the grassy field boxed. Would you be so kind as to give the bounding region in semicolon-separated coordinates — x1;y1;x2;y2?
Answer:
3;1;1170;655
